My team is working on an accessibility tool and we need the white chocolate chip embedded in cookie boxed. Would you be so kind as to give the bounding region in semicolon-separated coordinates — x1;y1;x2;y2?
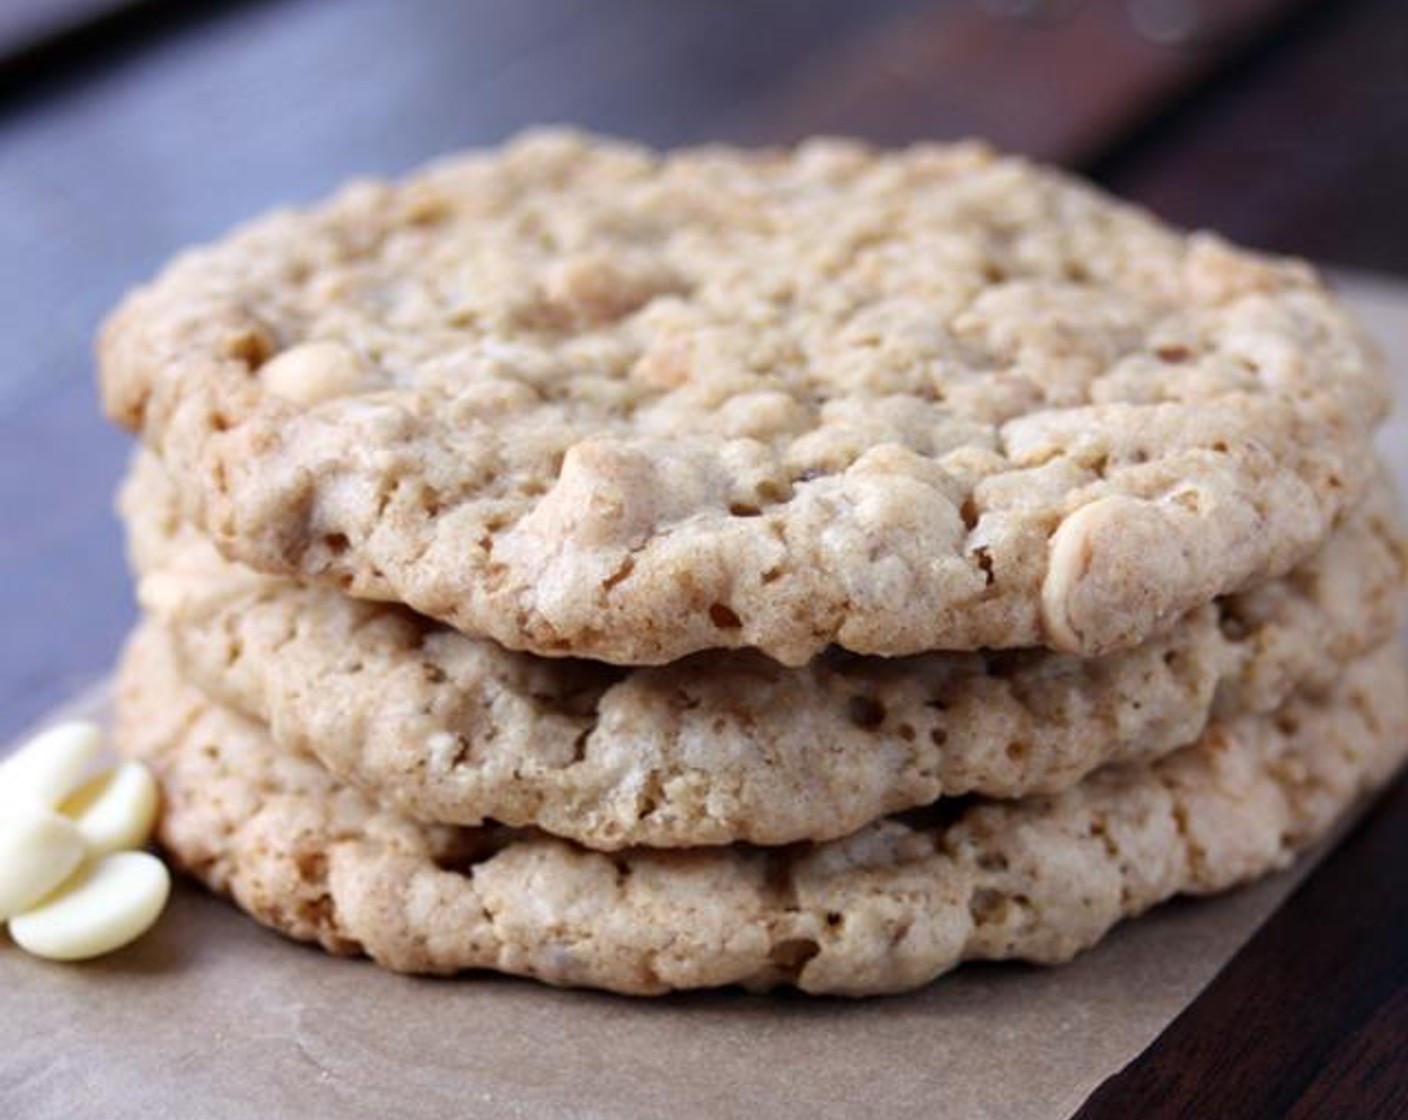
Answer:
260;340;378;406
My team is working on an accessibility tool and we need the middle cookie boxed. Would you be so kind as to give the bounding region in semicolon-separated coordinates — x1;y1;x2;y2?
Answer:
123;452;1405;850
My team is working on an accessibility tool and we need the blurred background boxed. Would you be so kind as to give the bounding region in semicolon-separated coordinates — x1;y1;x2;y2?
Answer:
2;0;1406;738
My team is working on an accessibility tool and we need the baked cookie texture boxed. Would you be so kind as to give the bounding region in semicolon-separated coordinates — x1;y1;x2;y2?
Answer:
123;451;1407;849
115;625;1408;997
100;130;1389;666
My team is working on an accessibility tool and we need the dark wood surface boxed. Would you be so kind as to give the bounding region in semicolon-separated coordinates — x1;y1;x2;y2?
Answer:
1;2;1404;1116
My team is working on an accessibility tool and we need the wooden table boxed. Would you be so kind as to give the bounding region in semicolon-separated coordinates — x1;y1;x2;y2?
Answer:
2;2;1404;1115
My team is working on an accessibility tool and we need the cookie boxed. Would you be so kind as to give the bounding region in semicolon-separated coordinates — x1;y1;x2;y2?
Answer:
100;130;1388;666
114;626;1408;996
123;451;1406;849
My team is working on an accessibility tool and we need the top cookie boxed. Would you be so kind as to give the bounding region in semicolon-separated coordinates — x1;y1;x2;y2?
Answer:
100;130;1389;665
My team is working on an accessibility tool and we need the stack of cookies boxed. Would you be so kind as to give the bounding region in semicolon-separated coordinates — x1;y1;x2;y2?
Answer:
99;132;1407;996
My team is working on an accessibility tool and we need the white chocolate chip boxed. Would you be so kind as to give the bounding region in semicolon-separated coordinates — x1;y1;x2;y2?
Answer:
0;806;87;920
60;762;159;854
135;571;191;616
0;722;102;811
262;340;375;406
9;851;171;961
0;722;172;961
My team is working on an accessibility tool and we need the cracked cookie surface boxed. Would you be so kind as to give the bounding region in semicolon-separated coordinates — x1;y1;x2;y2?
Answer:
124;451;1407;849
115;626;1408;996
100;131;1388;665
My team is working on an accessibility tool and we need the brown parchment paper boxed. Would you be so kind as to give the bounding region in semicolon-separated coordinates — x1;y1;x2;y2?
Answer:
3;276;1406;1120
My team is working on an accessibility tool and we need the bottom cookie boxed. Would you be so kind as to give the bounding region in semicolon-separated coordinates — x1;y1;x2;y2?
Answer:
115;625;1407;997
